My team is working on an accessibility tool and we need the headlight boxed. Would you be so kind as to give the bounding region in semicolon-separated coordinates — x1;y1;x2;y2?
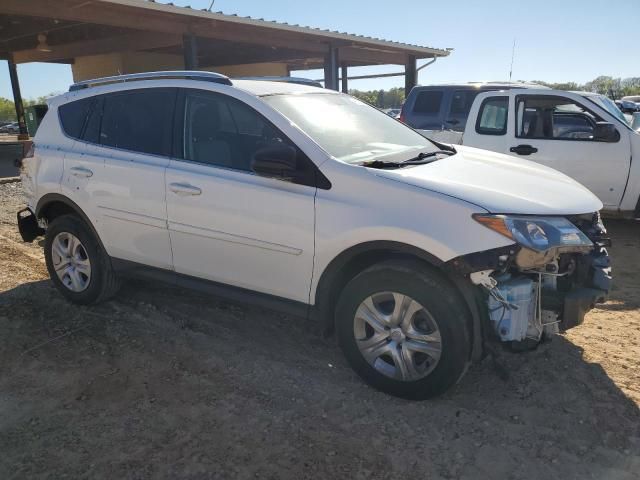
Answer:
473;214;593;252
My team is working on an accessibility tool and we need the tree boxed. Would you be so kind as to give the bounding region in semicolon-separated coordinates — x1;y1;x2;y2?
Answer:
0;97;16;122
0;92;59;122
531;80;580;91
583;76;621;97
348;87;405;108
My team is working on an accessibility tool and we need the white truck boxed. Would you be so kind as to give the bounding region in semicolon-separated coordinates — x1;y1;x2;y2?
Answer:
422;89;640;218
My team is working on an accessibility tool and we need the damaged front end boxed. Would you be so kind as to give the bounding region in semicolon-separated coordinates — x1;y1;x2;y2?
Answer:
447;212;611;349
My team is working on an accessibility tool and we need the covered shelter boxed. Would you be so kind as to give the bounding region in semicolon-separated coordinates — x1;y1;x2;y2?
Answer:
1;0;451;138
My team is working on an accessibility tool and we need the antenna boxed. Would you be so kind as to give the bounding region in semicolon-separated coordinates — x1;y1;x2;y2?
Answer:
508;38;516;82
207;0;215;11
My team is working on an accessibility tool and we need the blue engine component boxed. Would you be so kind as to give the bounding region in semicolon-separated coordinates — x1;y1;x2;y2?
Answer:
488;276;537;342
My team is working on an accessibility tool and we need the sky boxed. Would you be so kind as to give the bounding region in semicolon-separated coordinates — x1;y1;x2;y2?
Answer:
1;0;639;100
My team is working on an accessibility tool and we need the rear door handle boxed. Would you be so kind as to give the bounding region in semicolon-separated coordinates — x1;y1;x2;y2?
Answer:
69;166;93;178
445;118;460;125
509;144;538;156
169;182;202;196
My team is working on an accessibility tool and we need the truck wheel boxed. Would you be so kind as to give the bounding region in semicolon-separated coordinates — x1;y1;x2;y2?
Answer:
335;260;470;400
44;214;120;305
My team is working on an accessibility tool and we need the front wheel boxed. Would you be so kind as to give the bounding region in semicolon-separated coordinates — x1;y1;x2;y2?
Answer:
335;260;471;400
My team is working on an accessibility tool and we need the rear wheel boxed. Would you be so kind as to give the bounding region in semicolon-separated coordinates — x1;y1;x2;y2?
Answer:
335;260;470;400
44;214;120;304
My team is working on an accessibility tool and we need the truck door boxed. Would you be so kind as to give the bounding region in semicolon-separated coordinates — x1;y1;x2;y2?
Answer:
465;91;631;209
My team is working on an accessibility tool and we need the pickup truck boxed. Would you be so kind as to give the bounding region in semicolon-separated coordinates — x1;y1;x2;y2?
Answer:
418;89;640;218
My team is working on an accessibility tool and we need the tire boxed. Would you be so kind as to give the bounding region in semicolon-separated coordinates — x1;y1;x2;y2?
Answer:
335;259;470;400
44;214;120;305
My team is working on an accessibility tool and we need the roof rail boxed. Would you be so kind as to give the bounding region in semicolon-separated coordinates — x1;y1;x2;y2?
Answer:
69;70;232;92
234;76;323;88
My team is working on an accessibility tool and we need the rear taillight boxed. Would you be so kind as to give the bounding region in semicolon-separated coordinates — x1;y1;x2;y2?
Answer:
16;141;34;171
23;141;34;159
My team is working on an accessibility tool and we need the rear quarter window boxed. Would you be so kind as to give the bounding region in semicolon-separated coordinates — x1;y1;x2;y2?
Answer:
58;97;93;139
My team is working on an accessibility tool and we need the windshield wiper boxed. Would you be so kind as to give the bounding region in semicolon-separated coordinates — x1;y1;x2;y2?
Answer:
400;150;455;164
360;150;455;169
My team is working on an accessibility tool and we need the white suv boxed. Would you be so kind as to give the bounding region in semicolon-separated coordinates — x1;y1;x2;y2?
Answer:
18;71;612;399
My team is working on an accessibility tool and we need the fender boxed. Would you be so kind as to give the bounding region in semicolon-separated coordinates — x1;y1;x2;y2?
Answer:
313;240;485;360
35;193;108;254
314;240;444;309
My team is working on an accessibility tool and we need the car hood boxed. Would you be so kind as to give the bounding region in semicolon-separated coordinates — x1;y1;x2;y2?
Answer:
373;145;603;215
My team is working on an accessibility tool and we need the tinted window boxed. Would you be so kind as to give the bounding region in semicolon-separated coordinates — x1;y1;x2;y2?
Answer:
100;88;175;156
450;90;481;115
59;98;92;139
413;91;443;114
82;97;102;144
476;97;508;135
183;91;300;174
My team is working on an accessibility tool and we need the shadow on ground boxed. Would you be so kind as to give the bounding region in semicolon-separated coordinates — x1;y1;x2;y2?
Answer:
1;274;639;479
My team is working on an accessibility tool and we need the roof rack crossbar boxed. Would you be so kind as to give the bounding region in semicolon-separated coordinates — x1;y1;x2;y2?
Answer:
69;70;232;91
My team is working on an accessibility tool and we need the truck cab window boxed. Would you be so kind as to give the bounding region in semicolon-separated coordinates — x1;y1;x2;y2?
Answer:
475;97;508;135
516;96;602;140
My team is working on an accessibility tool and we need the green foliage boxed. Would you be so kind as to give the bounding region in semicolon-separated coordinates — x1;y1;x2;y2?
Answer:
352;77;640;110
532;77;640;99
349;87;405;108
531;80;581;91
0;97;16;122
0;93;58;122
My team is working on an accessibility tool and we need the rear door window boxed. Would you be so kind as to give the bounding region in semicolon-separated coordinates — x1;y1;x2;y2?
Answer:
412;90;443;114
82;97;102;144
100;88;176;156
447;90;481;130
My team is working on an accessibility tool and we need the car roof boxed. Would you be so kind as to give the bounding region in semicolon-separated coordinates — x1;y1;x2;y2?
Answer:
49;77;336;108
411;81;547;91
231;79;334;96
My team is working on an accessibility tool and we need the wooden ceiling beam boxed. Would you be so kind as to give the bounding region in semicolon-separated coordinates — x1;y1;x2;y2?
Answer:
0;0;189;34
12;31;182;63
339;46;409;66
0;1;342;55
190;22;338;55
0;1;435;65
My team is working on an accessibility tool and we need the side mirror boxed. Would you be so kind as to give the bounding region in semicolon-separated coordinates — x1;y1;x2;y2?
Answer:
593;122;620;142
251;144;298;180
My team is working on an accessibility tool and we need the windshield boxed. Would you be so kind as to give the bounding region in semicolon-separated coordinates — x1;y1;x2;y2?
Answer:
262;93;438;164
584;94;631;128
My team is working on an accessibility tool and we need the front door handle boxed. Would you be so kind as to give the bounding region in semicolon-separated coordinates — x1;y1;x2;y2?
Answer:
510;144;538;156
169;182;202;196
69;166;93;178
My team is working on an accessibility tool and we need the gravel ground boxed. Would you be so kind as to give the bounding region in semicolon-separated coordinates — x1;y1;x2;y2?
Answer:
0;182;639;479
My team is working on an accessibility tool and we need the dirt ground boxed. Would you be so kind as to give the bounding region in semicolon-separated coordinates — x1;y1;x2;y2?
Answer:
1;181;639;480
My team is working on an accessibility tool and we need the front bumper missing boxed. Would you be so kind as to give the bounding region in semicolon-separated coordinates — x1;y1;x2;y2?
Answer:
556;246;611;331
561;287;607;331
17;208;44;242
448;242;612;337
